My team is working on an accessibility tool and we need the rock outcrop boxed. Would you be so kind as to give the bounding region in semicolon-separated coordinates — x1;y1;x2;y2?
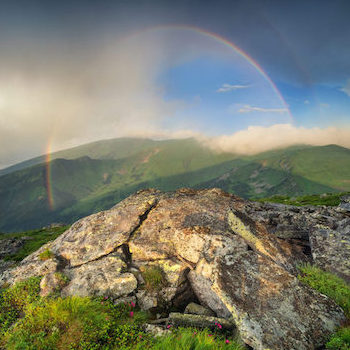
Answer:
1;188;348;350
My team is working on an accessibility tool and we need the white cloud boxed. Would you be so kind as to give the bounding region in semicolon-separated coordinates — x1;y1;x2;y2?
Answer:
203;124;350;155
340;79;350;97
130;124;350;156
237;105;288;113
216;83;250;93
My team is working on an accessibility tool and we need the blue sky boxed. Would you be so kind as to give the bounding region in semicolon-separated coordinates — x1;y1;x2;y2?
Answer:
0;0;349;167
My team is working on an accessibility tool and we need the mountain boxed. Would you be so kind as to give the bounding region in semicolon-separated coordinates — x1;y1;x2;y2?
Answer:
0;138;349;232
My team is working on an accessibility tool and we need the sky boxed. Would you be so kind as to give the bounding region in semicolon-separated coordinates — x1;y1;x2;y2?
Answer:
0;0;350;168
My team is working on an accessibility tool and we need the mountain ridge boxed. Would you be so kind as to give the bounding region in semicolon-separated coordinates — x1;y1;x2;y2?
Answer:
0;138;349;232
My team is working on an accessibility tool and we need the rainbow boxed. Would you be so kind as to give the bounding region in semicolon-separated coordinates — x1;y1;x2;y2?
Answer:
45;140;54;210
128;24;293;122
45;25;293;209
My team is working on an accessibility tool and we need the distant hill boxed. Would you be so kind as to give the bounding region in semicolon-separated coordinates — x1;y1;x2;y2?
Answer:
0;138;349;232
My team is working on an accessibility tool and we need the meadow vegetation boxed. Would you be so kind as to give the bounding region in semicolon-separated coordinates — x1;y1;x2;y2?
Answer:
0;277;243;350
0;226;69;262
258;191;349;206
1;267;348;349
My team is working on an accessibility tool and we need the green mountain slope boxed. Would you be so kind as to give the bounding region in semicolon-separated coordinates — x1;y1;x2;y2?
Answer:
197;145;350;198
1;138;349;232
0;138;160;176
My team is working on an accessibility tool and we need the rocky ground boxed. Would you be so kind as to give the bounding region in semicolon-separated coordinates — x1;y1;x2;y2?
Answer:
0;188;349;350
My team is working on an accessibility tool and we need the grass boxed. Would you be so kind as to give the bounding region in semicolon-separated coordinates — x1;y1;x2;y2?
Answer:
0;226;69;262
140;265;167;292
258;192;349;206
298;265;350;350
298;264;350;317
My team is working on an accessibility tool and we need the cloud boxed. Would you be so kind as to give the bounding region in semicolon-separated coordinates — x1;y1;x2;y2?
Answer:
123;124;350;157
237;105;288;113
304;100;310;104
340;79;350;97
0;34;184;168
216;83;250;93
203;124;350;155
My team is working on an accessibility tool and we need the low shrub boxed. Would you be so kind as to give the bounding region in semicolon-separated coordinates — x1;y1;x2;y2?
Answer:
326;326;350;350
0;276;42;336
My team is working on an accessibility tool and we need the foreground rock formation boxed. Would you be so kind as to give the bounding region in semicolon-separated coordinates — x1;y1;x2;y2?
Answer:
1;189;349;350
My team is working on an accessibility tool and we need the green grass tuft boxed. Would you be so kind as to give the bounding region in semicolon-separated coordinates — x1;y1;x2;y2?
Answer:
39;248;55;261
140;265;167;292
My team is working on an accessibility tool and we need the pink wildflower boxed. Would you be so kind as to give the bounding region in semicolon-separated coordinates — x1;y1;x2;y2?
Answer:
130;311;134;318
130;301;136;308
225;339;230;344
208;334;212;337
166;324;171;329
104;296;108;300
217;324;222;329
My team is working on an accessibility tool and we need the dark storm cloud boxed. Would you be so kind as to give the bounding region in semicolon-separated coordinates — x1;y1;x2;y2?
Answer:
1;0;349;85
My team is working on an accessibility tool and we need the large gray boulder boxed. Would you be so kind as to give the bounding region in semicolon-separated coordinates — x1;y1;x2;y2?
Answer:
0;188;348;350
